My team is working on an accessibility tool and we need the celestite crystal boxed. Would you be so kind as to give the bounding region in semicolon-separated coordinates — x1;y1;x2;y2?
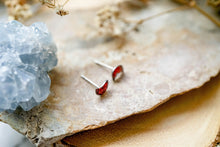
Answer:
0;20;57;112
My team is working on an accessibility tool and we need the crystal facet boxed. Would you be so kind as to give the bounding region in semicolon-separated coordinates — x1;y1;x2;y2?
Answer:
0;20;57;112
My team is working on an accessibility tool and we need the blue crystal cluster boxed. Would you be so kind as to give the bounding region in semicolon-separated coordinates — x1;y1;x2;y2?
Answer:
0;21;57;112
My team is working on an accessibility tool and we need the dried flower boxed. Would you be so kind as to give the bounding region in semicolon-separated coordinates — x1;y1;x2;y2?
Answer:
5;0;32;21
95;0;219;39
56;7;69;16
39;0;69;16
95;5;131;37
95;4;187;38
93;2;191;48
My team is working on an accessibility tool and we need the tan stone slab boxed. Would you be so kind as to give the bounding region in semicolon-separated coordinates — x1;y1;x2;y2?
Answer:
61;75;220;147
0;0;220;146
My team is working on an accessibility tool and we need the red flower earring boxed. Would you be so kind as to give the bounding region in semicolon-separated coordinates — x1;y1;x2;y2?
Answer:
81;75;108;95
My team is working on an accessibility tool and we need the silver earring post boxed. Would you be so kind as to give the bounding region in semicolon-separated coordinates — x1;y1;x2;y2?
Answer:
81;75;99;87
94;60;124;82
94;60;113;70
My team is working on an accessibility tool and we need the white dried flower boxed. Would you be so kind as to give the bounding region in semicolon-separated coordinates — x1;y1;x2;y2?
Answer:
39;0;69;16
5;0;32;21
95;5;130;37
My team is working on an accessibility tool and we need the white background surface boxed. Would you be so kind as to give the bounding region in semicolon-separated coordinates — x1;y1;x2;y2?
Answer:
0;122;34;147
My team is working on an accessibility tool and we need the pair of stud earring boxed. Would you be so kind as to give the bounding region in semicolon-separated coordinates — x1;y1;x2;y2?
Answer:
81;60;124;95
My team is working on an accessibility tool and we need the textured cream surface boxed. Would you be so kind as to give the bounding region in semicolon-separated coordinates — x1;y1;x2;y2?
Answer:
0;0;220;146
62;75;220;147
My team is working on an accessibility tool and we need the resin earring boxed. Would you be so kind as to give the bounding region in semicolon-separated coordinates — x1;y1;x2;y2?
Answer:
81;75;108;95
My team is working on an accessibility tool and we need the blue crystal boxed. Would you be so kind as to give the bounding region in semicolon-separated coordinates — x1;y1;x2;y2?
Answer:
0;20;57;112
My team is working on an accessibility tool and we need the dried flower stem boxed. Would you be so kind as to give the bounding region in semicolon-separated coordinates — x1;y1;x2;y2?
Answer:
193;4;220;27
61;0;70;7
125;5;189;29
174;0;220;27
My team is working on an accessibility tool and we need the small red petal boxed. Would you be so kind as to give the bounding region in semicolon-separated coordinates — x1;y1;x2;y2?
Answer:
96;80;108;95
112;65;124;82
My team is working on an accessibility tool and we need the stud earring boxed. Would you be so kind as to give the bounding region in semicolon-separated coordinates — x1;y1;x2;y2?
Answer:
81;75;108;95
94;60;124;82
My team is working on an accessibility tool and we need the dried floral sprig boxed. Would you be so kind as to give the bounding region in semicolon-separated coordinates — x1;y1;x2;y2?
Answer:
95;5;127;37
5;0;32;21
39;0;69;16
95;4;188;38
95;0;219;40
93;4;189;48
